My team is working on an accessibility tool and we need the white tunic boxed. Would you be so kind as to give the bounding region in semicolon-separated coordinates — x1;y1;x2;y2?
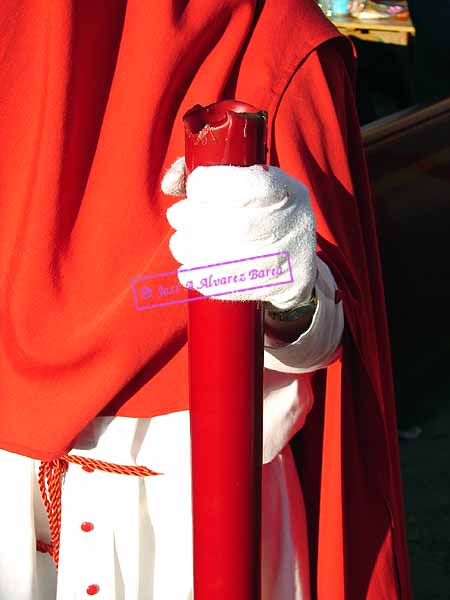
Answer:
0;258;343;600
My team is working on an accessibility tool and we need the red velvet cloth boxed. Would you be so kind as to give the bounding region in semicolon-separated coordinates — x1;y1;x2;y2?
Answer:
0;1;411;598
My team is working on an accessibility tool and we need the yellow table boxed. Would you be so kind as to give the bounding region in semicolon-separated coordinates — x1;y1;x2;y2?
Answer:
332;15;415;46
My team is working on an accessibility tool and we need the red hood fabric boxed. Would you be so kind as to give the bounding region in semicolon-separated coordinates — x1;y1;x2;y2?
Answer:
0;1;411;598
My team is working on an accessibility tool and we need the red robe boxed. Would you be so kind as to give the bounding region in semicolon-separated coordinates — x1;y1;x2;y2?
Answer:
0;1;411;598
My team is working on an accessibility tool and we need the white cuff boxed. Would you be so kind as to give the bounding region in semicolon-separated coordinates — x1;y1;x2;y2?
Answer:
263;256;344;373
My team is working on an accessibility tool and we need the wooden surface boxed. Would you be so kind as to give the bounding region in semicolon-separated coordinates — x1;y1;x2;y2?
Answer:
332;14;415;45
362;96;450;391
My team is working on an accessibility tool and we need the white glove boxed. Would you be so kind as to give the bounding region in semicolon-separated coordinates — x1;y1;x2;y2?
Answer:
161;157;317;310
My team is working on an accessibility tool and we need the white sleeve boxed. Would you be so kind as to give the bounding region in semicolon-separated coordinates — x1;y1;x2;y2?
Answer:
263;256;344;374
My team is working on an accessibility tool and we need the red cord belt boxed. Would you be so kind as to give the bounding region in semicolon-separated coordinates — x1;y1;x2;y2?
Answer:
36;454;162;570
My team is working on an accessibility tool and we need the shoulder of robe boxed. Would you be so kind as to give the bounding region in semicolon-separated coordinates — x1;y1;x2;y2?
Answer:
234;0;356;121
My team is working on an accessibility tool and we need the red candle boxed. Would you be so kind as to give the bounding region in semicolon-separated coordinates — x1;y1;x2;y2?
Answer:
184;100;267;600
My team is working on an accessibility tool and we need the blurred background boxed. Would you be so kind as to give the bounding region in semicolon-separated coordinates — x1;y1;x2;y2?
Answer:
316;1;450;598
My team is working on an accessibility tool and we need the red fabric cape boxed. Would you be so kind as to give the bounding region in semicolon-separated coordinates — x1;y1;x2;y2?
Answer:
0;1;411;598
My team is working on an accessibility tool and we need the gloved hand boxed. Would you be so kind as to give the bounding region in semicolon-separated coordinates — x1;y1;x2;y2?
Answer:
161;157;317;310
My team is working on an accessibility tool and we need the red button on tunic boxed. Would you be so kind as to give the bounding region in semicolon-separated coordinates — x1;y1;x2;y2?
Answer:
86;584;100;595
81;522;94;532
